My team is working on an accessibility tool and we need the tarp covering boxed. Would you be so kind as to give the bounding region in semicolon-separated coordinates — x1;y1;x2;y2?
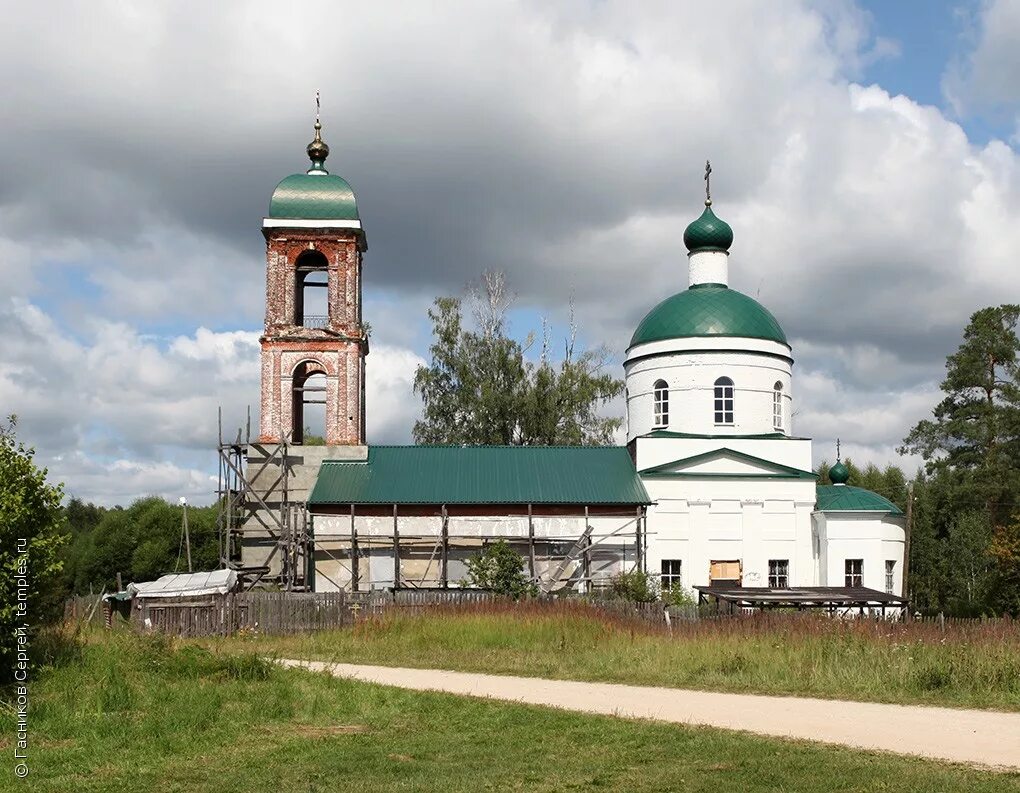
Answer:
127;569;238;599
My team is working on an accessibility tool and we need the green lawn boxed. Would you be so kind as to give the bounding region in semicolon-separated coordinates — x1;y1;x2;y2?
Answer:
9;629;1020;793
209;602;1020;711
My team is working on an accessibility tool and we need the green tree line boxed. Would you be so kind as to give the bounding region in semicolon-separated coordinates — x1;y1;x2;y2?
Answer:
60;496;220;596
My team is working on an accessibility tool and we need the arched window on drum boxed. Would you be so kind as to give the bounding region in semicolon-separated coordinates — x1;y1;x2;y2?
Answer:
653;380;669;428
773;382;784;431
714;377;734;425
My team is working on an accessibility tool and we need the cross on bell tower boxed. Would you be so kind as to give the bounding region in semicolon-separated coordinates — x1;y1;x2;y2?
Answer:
258;104;368;445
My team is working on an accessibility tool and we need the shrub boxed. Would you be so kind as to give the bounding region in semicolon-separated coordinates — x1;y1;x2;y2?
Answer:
462;540;536;598
662;585;697;608
608;570;659;603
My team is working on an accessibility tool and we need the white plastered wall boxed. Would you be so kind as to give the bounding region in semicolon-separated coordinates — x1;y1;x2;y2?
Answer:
625;344;793;440
633;435;813;473
642;473;817;593
814;512;906;595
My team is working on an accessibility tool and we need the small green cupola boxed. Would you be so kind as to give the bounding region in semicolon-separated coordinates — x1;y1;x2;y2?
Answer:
265;109;363;243
829;441;850;485
683;202;733;253
828;461;850;485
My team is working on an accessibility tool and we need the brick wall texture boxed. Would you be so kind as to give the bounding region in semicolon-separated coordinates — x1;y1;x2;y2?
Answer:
258;230;367;445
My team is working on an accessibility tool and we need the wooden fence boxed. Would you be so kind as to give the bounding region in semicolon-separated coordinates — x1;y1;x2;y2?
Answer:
87;589;687;638
69;588;1013;640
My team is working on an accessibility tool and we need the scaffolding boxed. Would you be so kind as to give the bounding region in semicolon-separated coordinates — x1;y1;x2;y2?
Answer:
215;407;311;591
307;504;648;594
215;408;648;594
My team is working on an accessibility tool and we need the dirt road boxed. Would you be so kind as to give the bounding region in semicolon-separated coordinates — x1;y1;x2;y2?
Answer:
278;659;1020;770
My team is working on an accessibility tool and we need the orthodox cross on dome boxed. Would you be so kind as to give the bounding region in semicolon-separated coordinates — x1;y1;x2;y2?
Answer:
306;91;330;172
704;160;712;206
836;438;841;462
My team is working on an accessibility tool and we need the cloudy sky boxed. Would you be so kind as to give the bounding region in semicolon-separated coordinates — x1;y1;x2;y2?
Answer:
2;0;1019;505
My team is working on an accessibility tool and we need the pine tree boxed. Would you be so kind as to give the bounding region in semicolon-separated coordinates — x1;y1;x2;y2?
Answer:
901;305;1020;614
901;305;1020;524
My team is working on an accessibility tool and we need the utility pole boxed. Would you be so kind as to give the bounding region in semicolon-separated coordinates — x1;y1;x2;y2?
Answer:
903;481;913;604
180;496;193;573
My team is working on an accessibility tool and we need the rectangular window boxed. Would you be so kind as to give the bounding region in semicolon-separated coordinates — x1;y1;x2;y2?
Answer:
773;388;783;430
660;559;682;591
885;560;896;594
845;559;863;588
768;559;789;588
714;387;734;424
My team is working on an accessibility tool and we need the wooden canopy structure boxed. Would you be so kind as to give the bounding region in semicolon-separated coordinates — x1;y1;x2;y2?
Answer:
695;585;908;616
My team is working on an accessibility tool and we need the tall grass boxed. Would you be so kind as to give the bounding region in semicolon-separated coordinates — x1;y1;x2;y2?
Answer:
11;628;1020;792
223;600;1020;711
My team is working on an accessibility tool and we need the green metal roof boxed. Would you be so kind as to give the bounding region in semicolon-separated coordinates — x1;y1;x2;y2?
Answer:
629;285;788;348
815;485;903;515
269;173;360;220
684;204;733;252
308;446;651;506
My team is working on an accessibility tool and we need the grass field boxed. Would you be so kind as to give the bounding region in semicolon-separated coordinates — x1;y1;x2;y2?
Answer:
211;601;1020;711
6;629;1020;793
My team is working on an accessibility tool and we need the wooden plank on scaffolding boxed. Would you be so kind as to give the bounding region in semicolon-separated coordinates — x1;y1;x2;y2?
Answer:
393;503;400;589
440;505;449;589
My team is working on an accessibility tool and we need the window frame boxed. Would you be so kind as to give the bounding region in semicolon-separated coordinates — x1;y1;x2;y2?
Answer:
773;381;784;431
768;559;789;588
652;379;669;428
714;377;734;425
660;559;683;591
885;560;896;594
845;558;863;588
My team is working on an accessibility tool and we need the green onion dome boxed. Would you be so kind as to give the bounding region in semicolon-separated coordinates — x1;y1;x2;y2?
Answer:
828;461;850;485
629;284;788;348
683;203;733;253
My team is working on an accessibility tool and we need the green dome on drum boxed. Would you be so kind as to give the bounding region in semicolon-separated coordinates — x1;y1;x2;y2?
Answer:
269;173;360;220
268;120;360;221
816;484;903;515
629;285;788;348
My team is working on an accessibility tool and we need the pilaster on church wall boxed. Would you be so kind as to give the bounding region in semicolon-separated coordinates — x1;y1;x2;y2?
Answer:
327;243;342;330
345;245;357;328
258;347;278;442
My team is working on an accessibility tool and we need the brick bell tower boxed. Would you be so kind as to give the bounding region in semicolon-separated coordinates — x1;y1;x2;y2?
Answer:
258;113;368;445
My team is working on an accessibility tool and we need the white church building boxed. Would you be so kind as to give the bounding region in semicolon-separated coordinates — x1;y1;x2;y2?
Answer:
625;196;905;601
242;123;906;606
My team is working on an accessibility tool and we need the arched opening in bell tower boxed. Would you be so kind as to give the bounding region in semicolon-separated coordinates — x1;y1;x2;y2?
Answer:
292;360;328;445
294;250;329;328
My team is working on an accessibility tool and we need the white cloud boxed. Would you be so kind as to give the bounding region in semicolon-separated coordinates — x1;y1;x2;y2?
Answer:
943;0;1020;118
366;344;428;444
0;1;1017;500
0;297;423;502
